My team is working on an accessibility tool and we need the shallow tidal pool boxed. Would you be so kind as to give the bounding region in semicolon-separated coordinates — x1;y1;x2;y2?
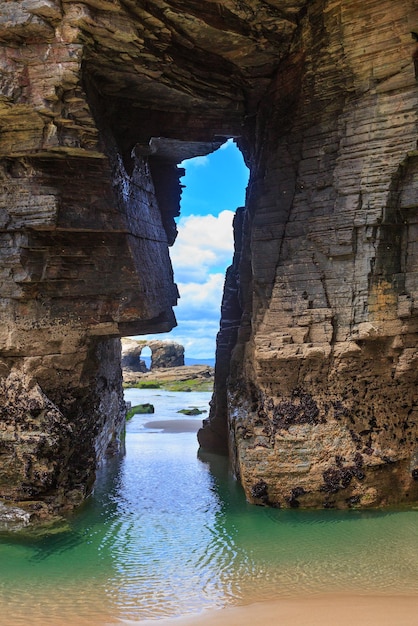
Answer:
1;389;418;625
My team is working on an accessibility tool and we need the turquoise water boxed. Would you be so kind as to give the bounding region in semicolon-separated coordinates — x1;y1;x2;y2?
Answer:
1;389;418;625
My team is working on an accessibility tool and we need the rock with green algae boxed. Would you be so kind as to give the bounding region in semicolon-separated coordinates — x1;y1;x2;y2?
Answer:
177;407;207;416
126;403;155;420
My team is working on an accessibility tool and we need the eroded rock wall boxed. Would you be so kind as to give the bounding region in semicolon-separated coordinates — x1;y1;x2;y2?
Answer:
1;0;312;516
206;0;418;509
1;0;417;515
0;0;180;518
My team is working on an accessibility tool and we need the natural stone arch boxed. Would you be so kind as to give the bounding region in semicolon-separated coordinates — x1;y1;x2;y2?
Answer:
0;1;417;521
121;339;148;372
121;339;184;371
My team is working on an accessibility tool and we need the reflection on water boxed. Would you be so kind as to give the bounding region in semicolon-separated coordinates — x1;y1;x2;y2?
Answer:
1;389;418;625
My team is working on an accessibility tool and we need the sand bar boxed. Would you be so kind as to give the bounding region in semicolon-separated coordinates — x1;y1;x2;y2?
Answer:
143;419;201;432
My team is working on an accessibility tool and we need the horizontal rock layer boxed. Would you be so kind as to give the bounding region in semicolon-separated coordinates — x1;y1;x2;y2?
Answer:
0;0;417;514
204;0;418;509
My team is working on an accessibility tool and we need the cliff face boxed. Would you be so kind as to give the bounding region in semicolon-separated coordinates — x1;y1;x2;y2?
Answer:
0;0;417;516
0;0;182;518
203;0;418;509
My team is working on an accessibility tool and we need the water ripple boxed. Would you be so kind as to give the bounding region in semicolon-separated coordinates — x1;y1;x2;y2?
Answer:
1;391;418;624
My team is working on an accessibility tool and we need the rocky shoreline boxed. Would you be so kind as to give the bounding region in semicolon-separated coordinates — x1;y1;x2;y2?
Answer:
123;364;214;392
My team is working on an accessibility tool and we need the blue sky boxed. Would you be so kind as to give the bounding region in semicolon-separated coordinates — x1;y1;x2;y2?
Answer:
140;139;249;360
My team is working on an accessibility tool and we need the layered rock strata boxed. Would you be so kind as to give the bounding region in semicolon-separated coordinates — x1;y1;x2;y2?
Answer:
1;0;417;515
202;0;418;509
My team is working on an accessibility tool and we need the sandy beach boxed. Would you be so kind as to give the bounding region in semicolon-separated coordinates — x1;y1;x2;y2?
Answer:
2;593;418;626
132;594;418;626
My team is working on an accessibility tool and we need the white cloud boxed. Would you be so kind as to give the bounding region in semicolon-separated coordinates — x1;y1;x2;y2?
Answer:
129;142;246;359
163;318;222;359
145;274;226;358
139;318;222;360
136;212;236;359
175;274;225;321
171;210;234;283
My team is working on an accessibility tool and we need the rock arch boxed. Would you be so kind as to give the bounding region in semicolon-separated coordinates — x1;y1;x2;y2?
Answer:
121;339;184;371
0;0;417;519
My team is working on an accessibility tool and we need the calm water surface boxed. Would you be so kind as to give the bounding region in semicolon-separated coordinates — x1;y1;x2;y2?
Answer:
1;389;418;625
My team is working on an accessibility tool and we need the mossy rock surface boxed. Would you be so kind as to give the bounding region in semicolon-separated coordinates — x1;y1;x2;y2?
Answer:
127;403;155;419
124;378;213;392
177;407;207;416
136;382;161;389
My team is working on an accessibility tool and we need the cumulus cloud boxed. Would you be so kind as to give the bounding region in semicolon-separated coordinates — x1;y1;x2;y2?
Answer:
175;274;225;322
137;212;235;359
166;320;221;360
171;210;234;283
144;273;228;359
139;303;224;360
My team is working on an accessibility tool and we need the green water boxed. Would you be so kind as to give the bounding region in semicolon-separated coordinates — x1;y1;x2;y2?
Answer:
1;390;418;625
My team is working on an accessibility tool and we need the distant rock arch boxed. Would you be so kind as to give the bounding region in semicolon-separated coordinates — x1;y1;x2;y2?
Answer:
121;338;184;372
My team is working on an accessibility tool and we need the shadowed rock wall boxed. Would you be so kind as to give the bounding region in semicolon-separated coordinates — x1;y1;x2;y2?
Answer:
1;0;417;516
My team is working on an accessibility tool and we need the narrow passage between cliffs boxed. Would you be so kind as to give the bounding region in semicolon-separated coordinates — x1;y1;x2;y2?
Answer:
136;139;249;366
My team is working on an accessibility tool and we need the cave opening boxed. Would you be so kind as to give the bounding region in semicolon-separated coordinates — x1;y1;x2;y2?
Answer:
138;139;249;365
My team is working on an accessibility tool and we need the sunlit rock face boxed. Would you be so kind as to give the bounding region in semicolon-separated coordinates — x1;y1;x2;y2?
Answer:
121;338;184;371
0;0;417;514
237;2;418;509
198;0;418;509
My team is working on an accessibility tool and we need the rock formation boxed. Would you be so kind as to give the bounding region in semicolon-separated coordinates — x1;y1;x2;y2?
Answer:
200;0;418;509
0;0;417;516
121;337;185;371
123;363;214;389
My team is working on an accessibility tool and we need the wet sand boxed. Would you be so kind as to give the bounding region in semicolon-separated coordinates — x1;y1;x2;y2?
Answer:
143;419;201;433
2;594;418;626
132;594;418;626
